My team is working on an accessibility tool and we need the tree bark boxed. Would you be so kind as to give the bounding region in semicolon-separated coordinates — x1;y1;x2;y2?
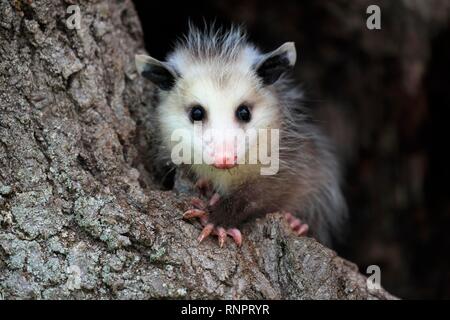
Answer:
0;0;395;299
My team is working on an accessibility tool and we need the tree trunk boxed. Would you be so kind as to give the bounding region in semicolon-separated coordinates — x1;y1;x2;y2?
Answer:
0;0;395;299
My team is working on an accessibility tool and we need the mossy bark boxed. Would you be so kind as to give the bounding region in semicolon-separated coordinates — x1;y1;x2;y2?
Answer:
0;0;395;299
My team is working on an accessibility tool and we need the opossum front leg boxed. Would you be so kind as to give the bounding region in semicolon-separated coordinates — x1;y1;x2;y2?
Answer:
183;196;243;247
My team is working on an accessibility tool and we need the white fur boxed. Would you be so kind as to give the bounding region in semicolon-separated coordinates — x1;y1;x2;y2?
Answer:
159;50;280;192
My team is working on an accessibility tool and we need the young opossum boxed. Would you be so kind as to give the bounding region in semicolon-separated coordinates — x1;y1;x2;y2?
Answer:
135;25;347;247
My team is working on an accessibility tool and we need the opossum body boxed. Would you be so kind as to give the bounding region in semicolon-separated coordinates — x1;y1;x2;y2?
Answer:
136;25;347;246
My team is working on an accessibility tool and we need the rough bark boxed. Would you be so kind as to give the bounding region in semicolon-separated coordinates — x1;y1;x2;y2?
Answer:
0;0;395;299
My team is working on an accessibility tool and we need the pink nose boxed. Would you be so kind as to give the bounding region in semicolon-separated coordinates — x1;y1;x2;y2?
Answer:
213;154;238;169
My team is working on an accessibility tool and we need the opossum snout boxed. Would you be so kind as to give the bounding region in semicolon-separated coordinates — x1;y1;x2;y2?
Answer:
213;153;238;169
211;142;238;169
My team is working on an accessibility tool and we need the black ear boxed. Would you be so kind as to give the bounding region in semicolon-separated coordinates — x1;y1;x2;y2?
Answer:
255;42;297;85
135;54;177;91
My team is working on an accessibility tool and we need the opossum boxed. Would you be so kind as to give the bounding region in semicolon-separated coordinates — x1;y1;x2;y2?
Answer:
135;25;347;247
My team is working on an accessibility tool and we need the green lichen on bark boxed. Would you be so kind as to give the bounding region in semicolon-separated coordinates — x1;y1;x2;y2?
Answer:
0;0;396;300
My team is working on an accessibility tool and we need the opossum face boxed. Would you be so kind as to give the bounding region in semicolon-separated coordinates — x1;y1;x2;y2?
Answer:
136;38;296;191
164;64;278;166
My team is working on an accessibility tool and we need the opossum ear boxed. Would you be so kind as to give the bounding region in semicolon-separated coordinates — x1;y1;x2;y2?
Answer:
255;42;297;85
135;54;177;91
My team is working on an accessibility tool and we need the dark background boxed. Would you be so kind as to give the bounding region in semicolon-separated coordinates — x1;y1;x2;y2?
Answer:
132;0;450;299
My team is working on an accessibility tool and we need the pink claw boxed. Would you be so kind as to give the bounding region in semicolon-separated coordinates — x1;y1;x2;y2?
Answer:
289;218;302;230
198;223;214;243
183;209;207;219
284;212;309;237
296;224;309;236
217;227;227;247
227;228;243;247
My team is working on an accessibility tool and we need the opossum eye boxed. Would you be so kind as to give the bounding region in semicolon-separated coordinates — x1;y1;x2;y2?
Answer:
190;105;206;122
236;105;251;122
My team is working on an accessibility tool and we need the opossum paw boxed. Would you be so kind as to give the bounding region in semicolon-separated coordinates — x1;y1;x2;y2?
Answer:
284;212;309;236
197;224;242;247
184;195;242;247
183;209;242;247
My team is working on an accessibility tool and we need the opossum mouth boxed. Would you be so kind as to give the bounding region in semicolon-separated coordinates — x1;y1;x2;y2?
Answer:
212;163;238;170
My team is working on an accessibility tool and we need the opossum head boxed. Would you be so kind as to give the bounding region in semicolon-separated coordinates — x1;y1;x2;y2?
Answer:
136;26;296;192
